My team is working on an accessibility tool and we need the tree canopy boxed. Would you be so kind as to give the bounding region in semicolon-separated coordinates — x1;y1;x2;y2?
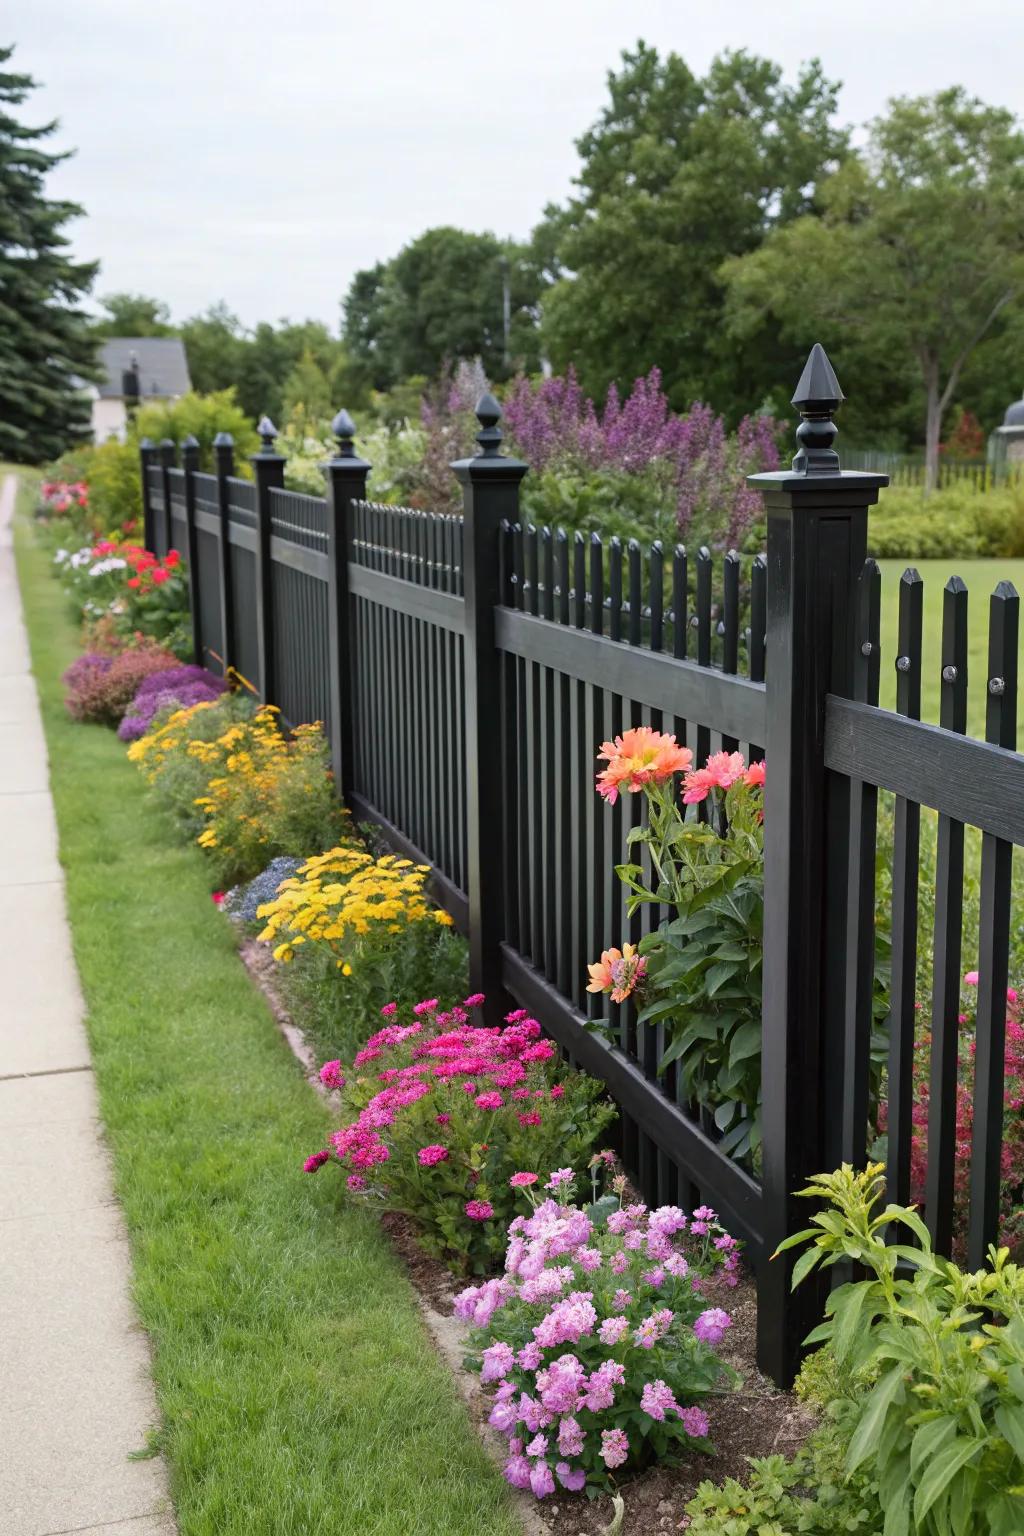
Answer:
722;89;1024;484
536;45;848;418
341;226;542;392
0;46;98;463
93;291;174;337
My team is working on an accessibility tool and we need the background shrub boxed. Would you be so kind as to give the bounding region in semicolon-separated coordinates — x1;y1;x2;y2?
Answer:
867;483;1024;559
63;638;178;725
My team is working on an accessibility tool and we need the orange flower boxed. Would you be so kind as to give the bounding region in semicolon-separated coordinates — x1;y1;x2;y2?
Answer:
744;760;766;788
595;727;691;805
586;944;647;1004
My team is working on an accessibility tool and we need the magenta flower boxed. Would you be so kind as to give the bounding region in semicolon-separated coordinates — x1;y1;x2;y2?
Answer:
319;1059;345;1090
474;1091;504;1110
346;1174;367;1191
693;1307;732;1345
680;1405;710;1439
518;1111;542;1127
555;1461;586;1492
303;1149;330;1173
417;1144;449;1167
545;1167;574;1191
509;1171;539;1188
465;1199;494;1221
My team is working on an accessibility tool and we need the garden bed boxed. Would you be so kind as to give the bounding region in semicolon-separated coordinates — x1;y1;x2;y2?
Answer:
238;931;813;1535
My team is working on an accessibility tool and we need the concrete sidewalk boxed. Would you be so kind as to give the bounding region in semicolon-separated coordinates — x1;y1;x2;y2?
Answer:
0;475;175;1536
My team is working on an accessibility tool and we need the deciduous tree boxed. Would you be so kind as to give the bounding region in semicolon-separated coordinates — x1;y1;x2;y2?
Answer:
722;89;1024;487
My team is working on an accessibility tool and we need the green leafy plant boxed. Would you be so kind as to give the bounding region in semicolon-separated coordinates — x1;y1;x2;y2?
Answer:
777;1163;1024;1536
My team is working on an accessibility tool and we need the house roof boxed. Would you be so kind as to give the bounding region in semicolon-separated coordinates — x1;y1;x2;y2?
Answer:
97;338;191;400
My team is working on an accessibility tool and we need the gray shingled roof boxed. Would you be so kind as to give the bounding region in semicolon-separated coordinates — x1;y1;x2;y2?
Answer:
98;338;191;400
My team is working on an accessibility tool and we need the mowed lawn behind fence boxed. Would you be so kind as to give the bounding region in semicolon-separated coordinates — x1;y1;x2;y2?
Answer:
12;485;519;1536
877;557;1024;731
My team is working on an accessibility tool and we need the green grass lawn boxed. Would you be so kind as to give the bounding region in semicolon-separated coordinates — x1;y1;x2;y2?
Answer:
12;486;519;1536
876;558;1024;734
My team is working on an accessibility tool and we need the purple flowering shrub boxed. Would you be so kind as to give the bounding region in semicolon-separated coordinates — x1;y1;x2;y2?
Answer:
302;995;617;1272
502;367;781;551
457;1174;740;1498
117;665;228;742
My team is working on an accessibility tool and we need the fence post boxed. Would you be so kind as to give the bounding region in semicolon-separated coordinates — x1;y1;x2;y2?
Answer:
322;409;370;800
250;415;285;704
158;438;176;557
453;394;527;1020
139;438;157;550
213;432;235;676
181;433;202;665
748;344;888;1386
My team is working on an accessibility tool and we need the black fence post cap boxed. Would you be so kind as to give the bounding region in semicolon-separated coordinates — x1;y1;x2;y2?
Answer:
791;342;845;414
182;433;200;451
474;392;503;457
139;437;154;450
213;431;234;449
331;408;357;457
159;437;175;449
256;416;278;451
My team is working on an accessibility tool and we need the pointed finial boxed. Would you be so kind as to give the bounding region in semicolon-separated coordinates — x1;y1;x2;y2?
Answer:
182;433;199;450
475;392;503;457
213;430;234;449
332;408;357;458
791;343;844;475
257;415;277;451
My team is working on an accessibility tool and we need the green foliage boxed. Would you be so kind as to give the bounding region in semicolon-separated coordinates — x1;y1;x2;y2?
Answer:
91;292;174;337
538;44;847;418
342;227;542;391
178;306;351;424
132;389;258;469
777;1164;1024;1536
0;46;99;463
277;920;470;1065
868;484;1024;560
685;1448;881;1534
80;437;143;532
724;89;1024;483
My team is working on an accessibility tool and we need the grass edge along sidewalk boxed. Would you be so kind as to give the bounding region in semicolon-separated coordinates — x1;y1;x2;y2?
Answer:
12;489;521;1536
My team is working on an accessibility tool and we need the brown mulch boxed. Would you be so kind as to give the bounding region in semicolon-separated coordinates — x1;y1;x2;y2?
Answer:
239;928;816;1534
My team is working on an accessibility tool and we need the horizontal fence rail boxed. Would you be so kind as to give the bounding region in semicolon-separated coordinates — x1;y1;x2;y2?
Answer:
140;365;1024;1387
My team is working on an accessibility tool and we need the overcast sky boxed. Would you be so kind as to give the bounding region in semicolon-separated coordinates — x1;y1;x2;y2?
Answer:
11;0;1022;332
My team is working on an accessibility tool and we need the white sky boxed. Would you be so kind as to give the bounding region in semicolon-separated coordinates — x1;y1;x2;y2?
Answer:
12;0;1023;331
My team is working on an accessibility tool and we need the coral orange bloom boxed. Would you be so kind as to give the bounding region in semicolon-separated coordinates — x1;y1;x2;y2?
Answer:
744;760;766;788
595;727;691;805
586;944;648;1004
682;750;747;805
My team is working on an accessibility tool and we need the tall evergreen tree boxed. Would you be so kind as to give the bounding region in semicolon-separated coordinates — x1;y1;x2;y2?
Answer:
0;45;98;463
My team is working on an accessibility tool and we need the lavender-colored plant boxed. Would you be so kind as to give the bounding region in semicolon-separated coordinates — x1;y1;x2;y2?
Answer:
117;666;228;742
502;367;781;547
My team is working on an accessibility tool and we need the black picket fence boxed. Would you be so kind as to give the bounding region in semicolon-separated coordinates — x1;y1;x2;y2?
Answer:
139;351;1024;1386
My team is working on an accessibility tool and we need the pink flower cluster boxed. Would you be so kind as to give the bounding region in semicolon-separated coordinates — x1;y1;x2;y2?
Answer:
306;999;561;1181
682;751;765;805
455;1191;735;1496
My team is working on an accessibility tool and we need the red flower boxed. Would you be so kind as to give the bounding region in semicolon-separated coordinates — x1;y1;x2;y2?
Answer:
151;568;169;585
126;577;141;589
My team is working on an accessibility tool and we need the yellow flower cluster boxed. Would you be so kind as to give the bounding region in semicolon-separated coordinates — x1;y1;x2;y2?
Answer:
257;847;454;964
126;697;220;777
129;695;343;884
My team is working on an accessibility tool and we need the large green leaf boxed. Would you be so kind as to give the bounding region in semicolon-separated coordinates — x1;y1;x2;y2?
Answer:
847;1365;906;1473
912;1437;983;1527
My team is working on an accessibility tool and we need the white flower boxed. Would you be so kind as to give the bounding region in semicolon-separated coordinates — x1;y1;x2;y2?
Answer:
70;549;92;568
53;548;70;564
89;558;127;576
